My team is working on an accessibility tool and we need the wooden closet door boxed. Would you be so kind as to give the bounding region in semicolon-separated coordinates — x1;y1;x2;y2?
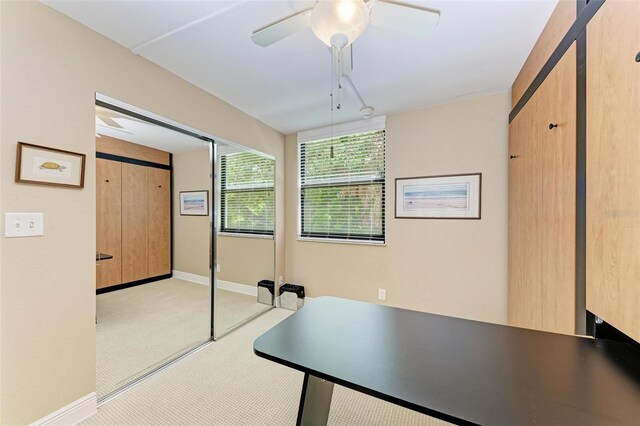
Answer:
540;43;576;335
96;159;122;289
147;168;171;277
508;78;543;331
508;44;576;334
587;0;640;342
122;163;149;282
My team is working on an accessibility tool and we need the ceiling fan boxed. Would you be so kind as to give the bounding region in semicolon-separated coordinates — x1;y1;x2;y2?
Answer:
96;111;123;129
251;0;439;50
251;0;439;118
95;106;145;135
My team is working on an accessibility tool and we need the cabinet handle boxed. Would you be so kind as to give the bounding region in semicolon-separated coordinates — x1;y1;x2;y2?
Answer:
509;155;518;160
105;179;109;182
549;123;558;129
158;185;162;188
636;52;640;62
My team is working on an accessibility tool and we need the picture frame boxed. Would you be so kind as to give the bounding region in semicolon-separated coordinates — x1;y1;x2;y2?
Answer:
15;142;86;188
180;190;209;216
395;173;482;219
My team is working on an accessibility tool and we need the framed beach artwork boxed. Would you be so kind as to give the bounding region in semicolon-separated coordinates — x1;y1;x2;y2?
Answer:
395;173;481;219
15;142;86;188
180;190;209;216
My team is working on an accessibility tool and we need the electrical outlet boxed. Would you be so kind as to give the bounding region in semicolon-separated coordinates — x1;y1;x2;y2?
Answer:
278;276;284;285
378;288;386;301
216;264;221;273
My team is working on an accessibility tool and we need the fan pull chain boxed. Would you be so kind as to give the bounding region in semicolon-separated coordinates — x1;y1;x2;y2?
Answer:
330;46;336;113
336;46;342;110
330;46;335;154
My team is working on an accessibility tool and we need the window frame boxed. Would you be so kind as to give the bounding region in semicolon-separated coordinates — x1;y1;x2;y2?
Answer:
297;130;386;244
219;154;275;238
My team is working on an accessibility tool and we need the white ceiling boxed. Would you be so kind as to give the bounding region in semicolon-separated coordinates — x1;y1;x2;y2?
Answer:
48;0;557;135
96;105;251;155
96;105;209;153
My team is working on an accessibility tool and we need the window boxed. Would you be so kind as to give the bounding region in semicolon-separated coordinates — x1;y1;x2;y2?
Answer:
299;128;385;242
220;152;274;236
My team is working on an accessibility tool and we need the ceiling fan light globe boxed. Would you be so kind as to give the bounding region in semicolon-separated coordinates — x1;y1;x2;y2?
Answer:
311;0;369;47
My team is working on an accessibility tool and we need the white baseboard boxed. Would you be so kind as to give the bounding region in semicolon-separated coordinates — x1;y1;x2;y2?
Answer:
31;393;97;426
172;270;210;286
172;270;258;297
217;279;257;297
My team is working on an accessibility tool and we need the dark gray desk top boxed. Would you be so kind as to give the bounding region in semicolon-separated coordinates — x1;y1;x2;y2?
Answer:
254;297;640;426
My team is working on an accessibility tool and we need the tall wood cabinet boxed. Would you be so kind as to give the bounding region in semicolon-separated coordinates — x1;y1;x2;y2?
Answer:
509;0;640;343
586;0;640;342
122;163;149;283
508;44;577;335
96;159;122;289
96;137;172;290
147;167;171;277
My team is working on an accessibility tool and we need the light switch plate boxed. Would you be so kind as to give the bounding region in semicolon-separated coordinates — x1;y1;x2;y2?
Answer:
5;213;44;237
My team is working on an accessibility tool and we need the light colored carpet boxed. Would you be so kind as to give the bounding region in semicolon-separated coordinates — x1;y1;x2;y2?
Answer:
87;308;451;426
213;287;272;337
97;278;270;397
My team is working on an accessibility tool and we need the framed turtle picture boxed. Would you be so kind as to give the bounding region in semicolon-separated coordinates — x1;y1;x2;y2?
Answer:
16;142;86;188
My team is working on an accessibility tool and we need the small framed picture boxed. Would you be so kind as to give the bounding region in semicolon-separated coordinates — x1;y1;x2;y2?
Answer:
180;190;209;216
15;142;86;188
395;173;482;219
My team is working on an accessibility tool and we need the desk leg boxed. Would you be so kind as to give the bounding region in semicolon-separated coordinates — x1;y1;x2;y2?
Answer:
296;373;334;426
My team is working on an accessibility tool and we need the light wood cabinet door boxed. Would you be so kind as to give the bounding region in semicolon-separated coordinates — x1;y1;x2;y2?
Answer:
587;0;640;342
509;83;543;331
508;43;576;334
96;159;122;289
509;68;547;331
147;168;171;277
122;163;149;282
540;43;576;335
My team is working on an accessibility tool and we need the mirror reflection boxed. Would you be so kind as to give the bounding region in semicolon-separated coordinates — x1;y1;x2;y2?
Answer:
95;102;276;399
214;143;275;338
95;105;213;398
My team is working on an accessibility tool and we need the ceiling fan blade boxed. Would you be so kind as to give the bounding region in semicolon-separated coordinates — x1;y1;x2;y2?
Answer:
96;113;123;129
97;106;149;125
251;9;312;47
96;124;133;135
370;1;440;38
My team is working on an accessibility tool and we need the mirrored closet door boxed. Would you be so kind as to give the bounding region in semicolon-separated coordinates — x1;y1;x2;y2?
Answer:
213;142;276;338
95;98;276;400
95;103;213;399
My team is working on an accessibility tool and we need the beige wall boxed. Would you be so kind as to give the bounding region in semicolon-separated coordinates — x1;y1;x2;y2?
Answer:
0;0;3;411
285;92;510;324
173;148;212;278
217;236;274;286
173;148;275;285
0;2;284;424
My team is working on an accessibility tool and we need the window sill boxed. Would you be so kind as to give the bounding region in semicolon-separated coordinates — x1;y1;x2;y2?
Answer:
297;236;386;246
217;232;274;240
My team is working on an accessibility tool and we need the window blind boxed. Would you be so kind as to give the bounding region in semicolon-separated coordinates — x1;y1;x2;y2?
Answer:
220;152;274;235
299;129;385;242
